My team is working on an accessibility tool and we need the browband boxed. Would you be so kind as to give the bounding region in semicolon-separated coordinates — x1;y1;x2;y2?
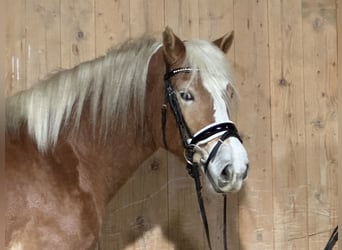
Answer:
164;67;195;80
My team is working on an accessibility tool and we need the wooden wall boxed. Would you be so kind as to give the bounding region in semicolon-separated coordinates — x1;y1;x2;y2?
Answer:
339;0;342;249
5;0;339;249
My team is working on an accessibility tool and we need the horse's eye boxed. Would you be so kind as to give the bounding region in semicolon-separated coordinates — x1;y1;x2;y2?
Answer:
179;91;194;101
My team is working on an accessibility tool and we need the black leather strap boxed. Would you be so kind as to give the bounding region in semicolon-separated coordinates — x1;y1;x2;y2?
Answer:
324;225;338;250
190;122;241;145
162;64;241;250
188;162;212;250
162;66;193;148
223;194;228;250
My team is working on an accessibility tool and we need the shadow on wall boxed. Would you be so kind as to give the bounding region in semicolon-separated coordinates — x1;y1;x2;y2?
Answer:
98;191;243;250
98;150;244;250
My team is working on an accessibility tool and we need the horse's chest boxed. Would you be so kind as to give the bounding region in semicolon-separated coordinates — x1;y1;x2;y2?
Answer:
7;183;98;249
6;144;99;249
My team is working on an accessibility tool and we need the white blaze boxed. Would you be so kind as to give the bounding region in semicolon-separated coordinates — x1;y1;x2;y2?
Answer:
213;95;230;123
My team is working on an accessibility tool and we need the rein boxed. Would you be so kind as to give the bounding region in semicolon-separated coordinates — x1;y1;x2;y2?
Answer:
162;65;242;250
324;225;338;250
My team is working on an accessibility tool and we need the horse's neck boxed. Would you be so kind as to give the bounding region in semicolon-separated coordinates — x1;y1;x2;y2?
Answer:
38;47;177;216
64;118;157;213
71;51;167;213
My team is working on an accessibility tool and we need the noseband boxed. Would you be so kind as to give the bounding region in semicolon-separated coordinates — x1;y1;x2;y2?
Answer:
162;65;242;250
190;122;242;174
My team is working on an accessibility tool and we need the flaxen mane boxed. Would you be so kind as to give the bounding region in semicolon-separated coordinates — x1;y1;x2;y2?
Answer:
6;36;237;152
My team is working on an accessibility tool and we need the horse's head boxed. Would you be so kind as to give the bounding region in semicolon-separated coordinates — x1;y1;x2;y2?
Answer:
158;27;249;193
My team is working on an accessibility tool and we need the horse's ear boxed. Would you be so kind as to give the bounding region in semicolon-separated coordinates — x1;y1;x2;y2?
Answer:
162;27;186;65
213;31;234;53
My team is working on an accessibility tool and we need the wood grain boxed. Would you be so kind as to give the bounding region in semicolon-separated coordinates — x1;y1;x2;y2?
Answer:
61;0;95;68
302;1;338;249
100;149;169;250
25;0;61;88
268;0;308;248
5;0;26;95
95;0;130;56
233;0;273;249
337;0;342;249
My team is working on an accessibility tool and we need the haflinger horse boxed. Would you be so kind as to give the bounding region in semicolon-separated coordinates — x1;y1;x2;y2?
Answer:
6;27;249;249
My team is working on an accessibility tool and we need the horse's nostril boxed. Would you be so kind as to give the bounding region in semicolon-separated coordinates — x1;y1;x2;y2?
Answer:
221;165;232;181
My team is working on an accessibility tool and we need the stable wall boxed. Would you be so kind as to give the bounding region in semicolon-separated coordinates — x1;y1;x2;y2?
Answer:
5;0;340;249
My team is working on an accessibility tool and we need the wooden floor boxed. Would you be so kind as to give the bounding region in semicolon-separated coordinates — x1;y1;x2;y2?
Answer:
5;0;340;249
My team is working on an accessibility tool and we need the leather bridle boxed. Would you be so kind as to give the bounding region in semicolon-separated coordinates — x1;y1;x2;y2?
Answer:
162;65;243;250
162;65;339;250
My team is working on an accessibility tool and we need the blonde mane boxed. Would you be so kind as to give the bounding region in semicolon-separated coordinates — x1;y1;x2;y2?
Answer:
6;36;237;152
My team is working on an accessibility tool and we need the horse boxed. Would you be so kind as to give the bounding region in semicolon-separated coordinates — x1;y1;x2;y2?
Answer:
5;27;249;249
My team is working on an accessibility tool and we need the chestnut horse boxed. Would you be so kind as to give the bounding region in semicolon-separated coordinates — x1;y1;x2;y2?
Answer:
6;27;249;249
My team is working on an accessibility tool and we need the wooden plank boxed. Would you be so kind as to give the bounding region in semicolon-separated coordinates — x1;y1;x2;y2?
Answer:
60;0;95;68
164;2;205;249
236;1;273;249
100;149;169;250
5;0;26;96
164;0;200;40
309;231;338;250
25;0;61;88
167;153;206;250
232;0;273;249
198;1;241;250
198;0;234;40
268;0;308;249
338;0;342;249
129;0;165;38
302;1;338;249
95;0;130;56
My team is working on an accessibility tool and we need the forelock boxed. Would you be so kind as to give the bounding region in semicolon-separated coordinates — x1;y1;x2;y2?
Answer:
183;40;237;116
